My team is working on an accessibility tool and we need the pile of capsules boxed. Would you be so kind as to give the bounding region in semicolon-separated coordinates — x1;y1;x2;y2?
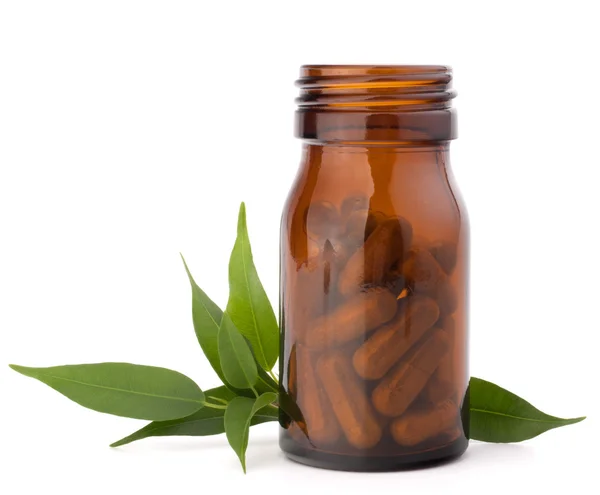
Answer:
287;196;463;453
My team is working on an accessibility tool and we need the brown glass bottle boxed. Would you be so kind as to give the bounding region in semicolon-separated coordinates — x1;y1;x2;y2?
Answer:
279;65;469;471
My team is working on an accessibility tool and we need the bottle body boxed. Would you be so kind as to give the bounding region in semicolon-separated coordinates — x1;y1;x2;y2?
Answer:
279;66;469;471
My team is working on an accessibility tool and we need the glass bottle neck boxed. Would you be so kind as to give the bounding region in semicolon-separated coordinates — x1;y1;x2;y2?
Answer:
296;65;456;145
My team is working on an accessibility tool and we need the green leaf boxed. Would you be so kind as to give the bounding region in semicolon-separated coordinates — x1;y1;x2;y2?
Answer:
10;363;205;421
257;366;278;392
181;255;270;398
110;386;277;447
180;254;226;382
469;377;585;443
218;312;258;389
226;202;279;371
224;392;277;472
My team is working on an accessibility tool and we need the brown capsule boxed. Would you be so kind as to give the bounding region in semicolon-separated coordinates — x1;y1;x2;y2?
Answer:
425;316;456;404
306;236;349;272
304;201;341;240
372;328;450;417
384;265;407;297
340;195;369;219
441;315;455;336
403;247;457;315
288;268;327;339
403;246;445;293
304;288;397;349
410;234;431;250
438;281;457;316
368;210;389;231
424;372;454;405
296;346;341;446
317;351;382;449
353;295;440;380
390;399;460;446
345;210;378;249
338;217;412;297
429;240;458;275
434;315;455;384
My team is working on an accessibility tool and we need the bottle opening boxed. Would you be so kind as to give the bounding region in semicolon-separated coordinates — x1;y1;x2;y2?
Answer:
295;65;456;143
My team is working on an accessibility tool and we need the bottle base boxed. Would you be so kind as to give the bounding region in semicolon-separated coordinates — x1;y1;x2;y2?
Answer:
281;437;468;472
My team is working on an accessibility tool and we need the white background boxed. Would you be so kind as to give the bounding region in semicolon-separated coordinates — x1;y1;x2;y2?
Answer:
1;0;598;493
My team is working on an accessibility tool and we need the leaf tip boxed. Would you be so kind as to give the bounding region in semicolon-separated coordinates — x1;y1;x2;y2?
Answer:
180;253;190;271
237;202;247;232
9;364;26;374
180;254;196;284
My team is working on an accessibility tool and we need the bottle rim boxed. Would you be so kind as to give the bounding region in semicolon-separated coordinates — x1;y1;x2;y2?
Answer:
295;65;456;142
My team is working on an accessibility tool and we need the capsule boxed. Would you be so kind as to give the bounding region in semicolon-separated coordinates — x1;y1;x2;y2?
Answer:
424;373;454;405
435;316;455;384
424;316;456;404
384;266;407;297
429;240;458;275
390;399;460;446
353;295;440;380
403;247;457;315
317;351;382;449
338;217;412;297
345;209;378;250
304;288;397;349
340;194;369;220
372;328;450;417
304;201;341;240
296;346;341;446
288;268;327;340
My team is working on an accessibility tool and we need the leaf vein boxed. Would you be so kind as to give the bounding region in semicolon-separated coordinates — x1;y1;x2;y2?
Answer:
33;374;202;404
471;408;575;424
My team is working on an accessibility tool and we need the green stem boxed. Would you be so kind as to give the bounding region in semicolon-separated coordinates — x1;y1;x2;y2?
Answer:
250;386;259;398
201;401;227;410
207;396;229;406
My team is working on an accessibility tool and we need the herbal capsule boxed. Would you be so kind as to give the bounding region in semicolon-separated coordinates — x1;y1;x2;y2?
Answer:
345;209;378;249
338;218;412;297
340;194;369;219
424;316;456;405
304;288;397;349
317;350;382;449
304;201;341;240
424;373;454;405
296;346;341;445
431;316;455;395
403;247;457;315
353;295;440;380
429;240;458;275
391;399;459;446
372;328;450;417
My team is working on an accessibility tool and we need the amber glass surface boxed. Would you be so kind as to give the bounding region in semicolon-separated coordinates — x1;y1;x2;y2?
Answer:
279;66;469;471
